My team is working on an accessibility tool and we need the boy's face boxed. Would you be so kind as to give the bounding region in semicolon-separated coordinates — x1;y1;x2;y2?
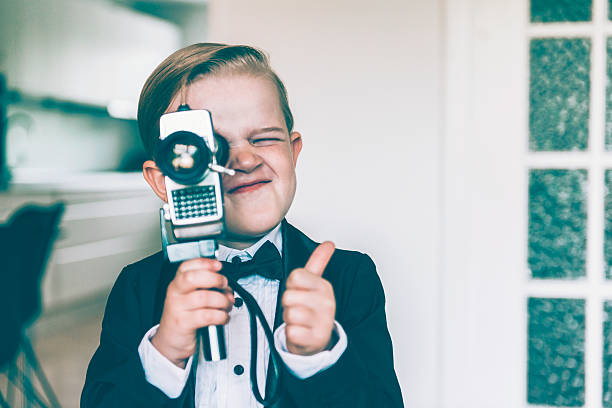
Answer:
164;74;302;243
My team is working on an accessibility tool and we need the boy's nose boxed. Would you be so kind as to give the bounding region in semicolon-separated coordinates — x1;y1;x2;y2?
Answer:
227;145;262;173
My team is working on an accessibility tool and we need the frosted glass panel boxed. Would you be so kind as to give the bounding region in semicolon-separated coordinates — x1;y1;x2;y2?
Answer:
528;169;587;279
528;297;585;406
603;301;612;406
531;0;592;22
605;170;612;278
530;38;590;151
605;39;612;150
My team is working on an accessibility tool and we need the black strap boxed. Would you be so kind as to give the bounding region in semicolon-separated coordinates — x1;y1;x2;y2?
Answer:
222;275;282;407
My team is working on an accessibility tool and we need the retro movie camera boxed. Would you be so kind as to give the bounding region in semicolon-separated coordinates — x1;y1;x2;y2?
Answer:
156;105;235;362
156;105;235;264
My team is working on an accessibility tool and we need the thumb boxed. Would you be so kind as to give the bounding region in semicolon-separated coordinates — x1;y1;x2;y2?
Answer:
305;241;335;277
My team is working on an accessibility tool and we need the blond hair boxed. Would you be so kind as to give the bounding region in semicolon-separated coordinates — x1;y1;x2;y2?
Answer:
137;43;294;158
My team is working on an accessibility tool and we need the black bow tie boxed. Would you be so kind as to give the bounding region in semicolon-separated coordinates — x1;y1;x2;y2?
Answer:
220;241;283;281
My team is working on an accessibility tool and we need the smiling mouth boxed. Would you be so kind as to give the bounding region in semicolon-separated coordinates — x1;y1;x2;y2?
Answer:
227;180;271;194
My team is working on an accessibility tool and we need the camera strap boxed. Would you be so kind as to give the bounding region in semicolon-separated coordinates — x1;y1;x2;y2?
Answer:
193;274;282;407
223;275;283;407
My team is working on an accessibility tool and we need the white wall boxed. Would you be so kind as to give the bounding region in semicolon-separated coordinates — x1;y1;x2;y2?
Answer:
441;0;527;406
207;1;443;406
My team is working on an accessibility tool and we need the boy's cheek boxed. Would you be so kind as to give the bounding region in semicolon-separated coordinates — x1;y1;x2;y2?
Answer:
222;173;296;236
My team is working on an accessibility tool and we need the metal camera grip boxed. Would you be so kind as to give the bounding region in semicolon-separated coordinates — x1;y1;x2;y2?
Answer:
198;312;227;361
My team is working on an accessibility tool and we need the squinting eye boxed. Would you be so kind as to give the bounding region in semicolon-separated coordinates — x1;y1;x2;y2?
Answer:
251;138;282;146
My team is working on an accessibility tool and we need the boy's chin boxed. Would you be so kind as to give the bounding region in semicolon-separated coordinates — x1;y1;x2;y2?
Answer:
224;218;282;244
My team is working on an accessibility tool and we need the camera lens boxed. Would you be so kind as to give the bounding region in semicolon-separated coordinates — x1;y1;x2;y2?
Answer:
214;134;230;166
155;130;211;185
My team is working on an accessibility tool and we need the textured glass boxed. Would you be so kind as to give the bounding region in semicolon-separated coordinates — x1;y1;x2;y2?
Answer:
604;301;612;406
530;38;590;151
606;171;612;278
528;298;585;406
528;169;587;279
606;39;612;150
531;0;592;22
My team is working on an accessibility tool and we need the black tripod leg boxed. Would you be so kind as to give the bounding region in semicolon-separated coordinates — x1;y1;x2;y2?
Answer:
20;337;61;408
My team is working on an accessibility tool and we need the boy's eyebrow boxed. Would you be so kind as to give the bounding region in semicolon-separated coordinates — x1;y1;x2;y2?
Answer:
249;127;285;137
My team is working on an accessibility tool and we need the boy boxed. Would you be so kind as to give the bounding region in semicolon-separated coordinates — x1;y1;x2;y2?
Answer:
81;43;403;407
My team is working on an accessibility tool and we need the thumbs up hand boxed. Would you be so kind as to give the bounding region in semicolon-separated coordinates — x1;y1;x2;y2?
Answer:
282;241;336;356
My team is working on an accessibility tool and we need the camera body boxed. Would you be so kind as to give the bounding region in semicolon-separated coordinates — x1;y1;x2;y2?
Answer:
156;107;233;263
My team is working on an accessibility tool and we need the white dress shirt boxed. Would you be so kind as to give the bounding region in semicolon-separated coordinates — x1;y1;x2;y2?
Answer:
138;224;348;407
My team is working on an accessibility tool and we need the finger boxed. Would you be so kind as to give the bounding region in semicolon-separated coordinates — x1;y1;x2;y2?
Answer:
285;324;334;355
215;284;234;297
281;289;336;312
174;269;228;294
305;241;335;277
285;269;332;291
283;305;316;327
183;289;234;312
282;289;314;309
185;308;230;328
179;258;222;273
223;287;235;303
285;325;313;348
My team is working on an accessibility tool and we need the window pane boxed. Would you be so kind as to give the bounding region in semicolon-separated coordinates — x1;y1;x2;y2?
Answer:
531;0;592;23
604;301;612;406
606;170;612;278
530;38;590;151
529;169;587;279
606;39;612;150
528;298;585;406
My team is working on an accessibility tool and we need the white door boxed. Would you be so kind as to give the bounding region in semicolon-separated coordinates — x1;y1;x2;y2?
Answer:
442;0;612;407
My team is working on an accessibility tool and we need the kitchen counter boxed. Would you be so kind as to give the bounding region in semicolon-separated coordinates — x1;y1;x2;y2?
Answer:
4;169;150;194
1;169;161;310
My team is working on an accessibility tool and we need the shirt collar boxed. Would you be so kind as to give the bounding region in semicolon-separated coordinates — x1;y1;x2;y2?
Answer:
217;223;282;262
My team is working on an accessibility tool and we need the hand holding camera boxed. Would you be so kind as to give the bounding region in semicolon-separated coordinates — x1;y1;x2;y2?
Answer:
152;258;234;368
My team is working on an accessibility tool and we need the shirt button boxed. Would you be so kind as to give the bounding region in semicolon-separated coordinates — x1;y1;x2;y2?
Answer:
234;297;244;308
234;364;244;375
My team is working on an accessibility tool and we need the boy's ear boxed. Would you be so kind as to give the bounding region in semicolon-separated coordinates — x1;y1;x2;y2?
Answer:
290;131;302;165
142;160;168;202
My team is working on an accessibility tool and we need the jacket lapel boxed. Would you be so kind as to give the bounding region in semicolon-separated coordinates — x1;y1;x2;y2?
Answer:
265;220;316;406
154;258;178;326
273;219;314;330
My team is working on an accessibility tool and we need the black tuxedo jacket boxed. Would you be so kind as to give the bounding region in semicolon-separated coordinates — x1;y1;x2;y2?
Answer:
81;221;404;407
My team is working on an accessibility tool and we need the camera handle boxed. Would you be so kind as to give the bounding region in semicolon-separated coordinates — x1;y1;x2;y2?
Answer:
160;211;228;362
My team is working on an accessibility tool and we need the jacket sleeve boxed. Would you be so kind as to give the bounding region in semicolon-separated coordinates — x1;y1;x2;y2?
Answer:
80;266;193;408
282;253;404;408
